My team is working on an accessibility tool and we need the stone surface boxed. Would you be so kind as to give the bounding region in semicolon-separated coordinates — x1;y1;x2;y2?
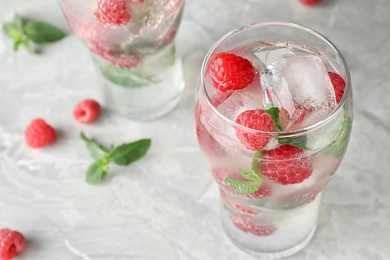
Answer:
1;0;389;259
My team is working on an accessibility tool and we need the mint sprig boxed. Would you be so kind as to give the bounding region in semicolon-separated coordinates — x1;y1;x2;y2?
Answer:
2;14;65;53
80;132;151;184
265;106;309;151
224;151;264;194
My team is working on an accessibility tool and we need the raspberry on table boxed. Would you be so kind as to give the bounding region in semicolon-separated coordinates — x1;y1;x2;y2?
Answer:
210;53;255;92
0;229;26;260
328;72;346;104
229;215;275;236
299;0;321;5
73;99;101;124
260;144;313;185
234;109;274;151
94;0;132;26
25;118;57;148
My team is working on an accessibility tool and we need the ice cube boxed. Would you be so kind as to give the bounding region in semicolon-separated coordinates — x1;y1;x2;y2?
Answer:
253;46;295;65
261;55;336;130
202;91;262;155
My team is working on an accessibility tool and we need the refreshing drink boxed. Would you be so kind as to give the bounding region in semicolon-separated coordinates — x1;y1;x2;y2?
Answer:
195;22;353;258
59;0;185;120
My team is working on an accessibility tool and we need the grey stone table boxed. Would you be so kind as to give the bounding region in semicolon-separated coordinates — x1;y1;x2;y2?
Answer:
1;0;389;259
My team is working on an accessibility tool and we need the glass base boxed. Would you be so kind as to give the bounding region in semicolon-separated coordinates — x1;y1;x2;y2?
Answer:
104;80;185;121
229;224;316;259
221;195;321;259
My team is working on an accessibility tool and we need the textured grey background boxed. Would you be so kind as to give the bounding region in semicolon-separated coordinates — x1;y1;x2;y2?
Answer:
0;0;389;259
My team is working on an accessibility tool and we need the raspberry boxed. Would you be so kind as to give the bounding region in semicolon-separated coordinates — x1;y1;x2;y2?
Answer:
0;229;26;260
210;53;255;92
94;0;132;26
328;72;346;104
73;99;101;124
229;215;275;236
25;119;57;148
299;0;321;5
235;109;274;151
260;145;313;185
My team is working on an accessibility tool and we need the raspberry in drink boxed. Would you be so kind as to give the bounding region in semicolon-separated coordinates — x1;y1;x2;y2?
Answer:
59;0;185;120
195;22;353;258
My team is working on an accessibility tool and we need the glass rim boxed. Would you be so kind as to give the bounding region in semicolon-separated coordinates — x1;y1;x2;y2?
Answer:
200;21;351;137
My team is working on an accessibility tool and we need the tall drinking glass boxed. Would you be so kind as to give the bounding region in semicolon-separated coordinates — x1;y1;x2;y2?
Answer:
59;0;185;120
195;21;353;259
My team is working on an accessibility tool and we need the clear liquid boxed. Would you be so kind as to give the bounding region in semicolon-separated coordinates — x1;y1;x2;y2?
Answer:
195;40;352;258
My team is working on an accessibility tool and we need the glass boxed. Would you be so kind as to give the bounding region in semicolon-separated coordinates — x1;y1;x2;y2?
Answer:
195;21;353;259
59;0;185;120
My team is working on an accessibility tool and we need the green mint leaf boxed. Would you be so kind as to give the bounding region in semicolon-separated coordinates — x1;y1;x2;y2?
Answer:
3;22;21;40
278;135;310;151
108;139;151;166
14;15;24;30
99;65;155;88
265;106;284;132
323;115;352;158
22;20;65;44
239;168;261;181
80;132;109;160
86;159;109;184
265;106;309;150
224;177;262;194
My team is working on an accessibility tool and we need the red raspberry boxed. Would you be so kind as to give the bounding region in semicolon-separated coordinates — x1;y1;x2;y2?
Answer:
328;72;346;104
73;99;101;124
94;0;132;26
299;0;321;5
25;119;57;148
229;215;275;236
210;53;255;92
260;145;313;185
128;0;144;3
235;109;274;151
0;229;26;260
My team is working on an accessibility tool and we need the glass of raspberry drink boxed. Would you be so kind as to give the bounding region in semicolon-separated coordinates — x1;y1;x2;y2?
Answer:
59;0;185;120
195;21;353;259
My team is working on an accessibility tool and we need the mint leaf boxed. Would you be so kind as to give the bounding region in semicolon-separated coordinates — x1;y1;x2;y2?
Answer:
22;20;65;44
224;177;262;194
3;22;21;40
81;133;151;184
239;168;261;181
265;106;309;150
224;153;264;194
99;65;155;88
108;139;151;166
278;135;309;151
265;106;283;132
86;159;109;184
80;132;109;160
323;116;352;158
